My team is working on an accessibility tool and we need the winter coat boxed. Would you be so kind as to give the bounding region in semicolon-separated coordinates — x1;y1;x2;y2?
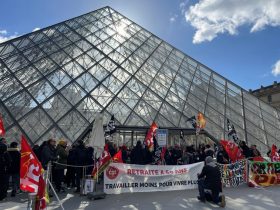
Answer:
56;145;68;170
73;145;88;166
7;148;20;174
0;143;11;174
41;144;57;170
130;145;145;165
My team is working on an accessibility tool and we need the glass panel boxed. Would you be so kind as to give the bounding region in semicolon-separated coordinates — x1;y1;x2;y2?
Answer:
125;112;149;126
133;100;157;124
117;87;139;109
60;82;87;106
4;91;37;120
107;98;131;124
91;85;113;107
58;110;89;141
34;57;58;76
18;108;52;142
46;69;71;90
159;103;181;126
76;72;99;93
27;80;56;104
0;75;23;101
77;97;102;123
88;63;110;81
42;94;72;122
62;61;85;78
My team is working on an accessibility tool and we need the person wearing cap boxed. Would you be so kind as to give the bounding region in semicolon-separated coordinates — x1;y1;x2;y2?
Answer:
197;156;226;207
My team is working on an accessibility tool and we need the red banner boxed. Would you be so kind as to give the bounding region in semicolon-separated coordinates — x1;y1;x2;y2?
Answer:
20;135;43;193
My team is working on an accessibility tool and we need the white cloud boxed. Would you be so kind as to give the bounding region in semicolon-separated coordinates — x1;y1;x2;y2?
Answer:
170;14;178;23
185;0;280;44
272;60;280;76
32;27;40;32
180;0;189;14
0;29;17;43
0;30;7;35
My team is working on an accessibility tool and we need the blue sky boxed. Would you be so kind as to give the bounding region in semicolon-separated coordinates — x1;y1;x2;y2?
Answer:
1;0;280;90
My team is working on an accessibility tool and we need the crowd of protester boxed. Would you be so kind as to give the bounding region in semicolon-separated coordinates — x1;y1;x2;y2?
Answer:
0;135;279;201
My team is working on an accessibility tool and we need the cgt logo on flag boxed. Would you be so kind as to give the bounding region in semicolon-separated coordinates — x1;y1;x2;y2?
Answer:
106;166;119;180
20;136;43;193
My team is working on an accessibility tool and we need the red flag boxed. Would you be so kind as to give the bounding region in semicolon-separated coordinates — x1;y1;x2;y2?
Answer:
92;150;111;179
20;135;43;193
112;150;123;163
270;144;280;162
144;122;158;152
161;146;167;163
0;114;6;136
35;176;48;210
220;140;244;162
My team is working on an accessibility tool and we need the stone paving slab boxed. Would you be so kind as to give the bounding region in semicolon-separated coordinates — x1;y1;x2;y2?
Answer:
1;184;279;210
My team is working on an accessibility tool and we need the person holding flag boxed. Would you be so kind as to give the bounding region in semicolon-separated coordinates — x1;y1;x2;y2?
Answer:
20;135;48;209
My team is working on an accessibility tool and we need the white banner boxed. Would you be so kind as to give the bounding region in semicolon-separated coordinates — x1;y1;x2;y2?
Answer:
104;162;204;194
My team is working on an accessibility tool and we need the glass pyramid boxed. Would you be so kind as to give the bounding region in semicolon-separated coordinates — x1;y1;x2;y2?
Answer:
0;6;279;153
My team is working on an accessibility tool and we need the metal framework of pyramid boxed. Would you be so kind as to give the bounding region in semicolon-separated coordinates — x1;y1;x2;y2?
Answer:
0;6;279;153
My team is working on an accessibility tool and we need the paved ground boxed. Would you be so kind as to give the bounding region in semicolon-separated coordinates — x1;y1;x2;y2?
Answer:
1;184;279;210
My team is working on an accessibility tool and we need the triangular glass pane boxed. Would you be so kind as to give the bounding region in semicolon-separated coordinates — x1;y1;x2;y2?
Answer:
76;72;99;93
125;112;149;127
106;98;131;124
77;96;102;122
27;80;56;104
58;110;89;141
42;93;72;122
60;82;87;106
36;127;67;145
4;90;37;120
18;108;52;142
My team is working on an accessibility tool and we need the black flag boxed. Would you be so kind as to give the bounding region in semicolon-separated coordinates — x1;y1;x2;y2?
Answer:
227;119;239;144
105;115;116;136
180;130;184;140
152;136;162;165
186;116;197;128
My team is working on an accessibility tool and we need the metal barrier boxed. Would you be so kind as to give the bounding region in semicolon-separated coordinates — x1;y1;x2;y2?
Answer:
50;162;96;195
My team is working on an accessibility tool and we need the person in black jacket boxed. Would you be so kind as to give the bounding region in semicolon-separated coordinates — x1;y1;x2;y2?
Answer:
40;139;57;170
0;138;11;201
73;140;87;193
239;141;251;158
66;145;76;188
197;156;226;207
7;142;20;197
216;145;229;164
130;141;145;165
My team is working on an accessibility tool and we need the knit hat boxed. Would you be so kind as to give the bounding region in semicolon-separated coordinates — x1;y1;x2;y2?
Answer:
58;139;66;146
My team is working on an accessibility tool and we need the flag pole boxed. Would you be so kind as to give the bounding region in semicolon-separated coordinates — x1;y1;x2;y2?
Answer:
27;193;36;210
47;178;65;210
